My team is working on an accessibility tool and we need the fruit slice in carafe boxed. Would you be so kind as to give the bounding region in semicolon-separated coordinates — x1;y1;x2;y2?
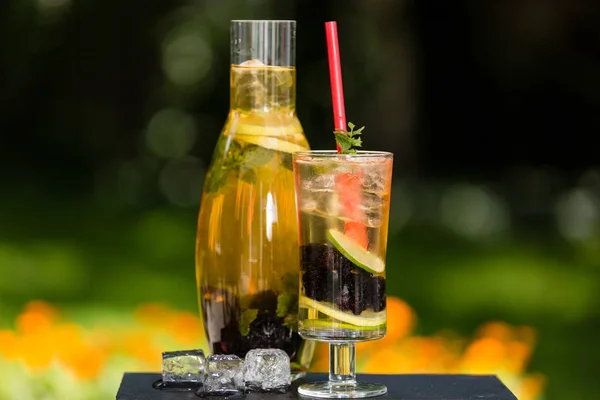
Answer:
236;134;308;154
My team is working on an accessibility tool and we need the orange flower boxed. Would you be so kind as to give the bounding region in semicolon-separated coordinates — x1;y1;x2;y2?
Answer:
505;340;532;373
52;323;85;363
15;300;59;335
356;297;415;357
0;330;17;360
134;303;172;327
406;337;453;372
460;337;506;373
0;299;544;400
384;297;415;341
15;331;55;371
519;373;546;400
121;331;161;368
166;311;204;346
476;321;513;342
362;345;406;374
60;342;107;380
309;343;329;373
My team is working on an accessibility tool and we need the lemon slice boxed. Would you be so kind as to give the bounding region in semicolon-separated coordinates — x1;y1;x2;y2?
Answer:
301;319;385;331
327;229;385;274
299;296;386;327
237;134;308;154
235;122;298;137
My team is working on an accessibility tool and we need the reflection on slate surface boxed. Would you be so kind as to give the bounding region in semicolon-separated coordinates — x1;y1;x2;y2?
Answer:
116;373;517;400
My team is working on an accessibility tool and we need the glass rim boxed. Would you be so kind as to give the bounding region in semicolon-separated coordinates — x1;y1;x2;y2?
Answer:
293;150;393;160
230;20;296;23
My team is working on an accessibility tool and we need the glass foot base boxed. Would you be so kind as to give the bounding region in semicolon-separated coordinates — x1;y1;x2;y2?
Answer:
291;370;308;381
298;381;387;399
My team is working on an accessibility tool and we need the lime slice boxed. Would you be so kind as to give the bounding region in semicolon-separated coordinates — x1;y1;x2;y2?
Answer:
302;319;385;331
299;295;386;327
326;229;385;274
301;207;353;222
301;208;383;228
237;134;308;154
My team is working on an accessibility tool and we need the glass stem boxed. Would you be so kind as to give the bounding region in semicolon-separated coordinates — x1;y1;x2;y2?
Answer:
329;343;356;385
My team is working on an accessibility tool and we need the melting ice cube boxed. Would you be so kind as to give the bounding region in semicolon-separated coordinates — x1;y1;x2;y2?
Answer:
243;348;291;393
201;354;245;396
162;349;206;384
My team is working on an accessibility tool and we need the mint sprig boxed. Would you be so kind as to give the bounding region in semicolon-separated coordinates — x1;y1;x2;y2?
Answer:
276;293;297;318
205;138;275;194
334;122;364;154
239;308;258;336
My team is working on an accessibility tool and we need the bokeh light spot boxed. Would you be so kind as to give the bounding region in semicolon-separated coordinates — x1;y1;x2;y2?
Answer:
440;184;509;239
162;31;213;87
37;0;70;12
555;189;599;241
146;108;197;158
158;156;205;207
389;182;414;233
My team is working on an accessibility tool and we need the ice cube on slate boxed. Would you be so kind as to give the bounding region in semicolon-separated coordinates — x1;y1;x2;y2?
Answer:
162;349;206;384
243;349;291;393
202;354;245;396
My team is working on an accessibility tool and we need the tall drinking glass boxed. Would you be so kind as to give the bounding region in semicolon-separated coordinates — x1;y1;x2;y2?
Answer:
293;151;393;398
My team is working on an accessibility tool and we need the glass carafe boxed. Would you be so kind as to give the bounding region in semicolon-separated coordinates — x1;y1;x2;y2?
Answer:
195;20;314;378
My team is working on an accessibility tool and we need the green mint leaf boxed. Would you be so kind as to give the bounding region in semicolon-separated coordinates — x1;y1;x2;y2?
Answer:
334;132;354;152
239;308;259;336
353;126;365;135
335;132;361;150
282;314;298;331
334;122;365;155
205;165;231;194
205;138;245;195
289;361;303;370
239;169;257;185
276;293;296;318
226;138;243;159
241;145;274;169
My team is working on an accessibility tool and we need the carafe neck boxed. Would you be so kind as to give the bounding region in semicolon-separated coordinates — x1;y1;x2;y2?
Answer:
229;21;296;115
229;65;296;113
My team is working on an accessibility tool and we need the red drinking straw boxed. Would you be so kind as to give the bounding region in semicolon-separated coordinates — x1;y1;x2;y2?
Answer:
325;22;345;153
325;21;367;248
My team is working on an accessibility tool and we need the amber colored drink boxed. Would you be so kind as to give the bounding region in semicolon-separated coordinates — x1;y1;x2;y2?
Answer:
195;62;313;376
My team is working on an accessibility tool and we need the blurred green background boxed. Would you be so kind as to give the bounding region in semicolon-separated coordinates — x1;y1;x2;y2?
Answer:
1;0;599;399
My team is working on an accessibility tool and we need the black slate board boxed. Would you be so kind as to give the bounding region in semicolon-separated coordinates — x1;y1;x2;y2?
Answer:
116;373;517;400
